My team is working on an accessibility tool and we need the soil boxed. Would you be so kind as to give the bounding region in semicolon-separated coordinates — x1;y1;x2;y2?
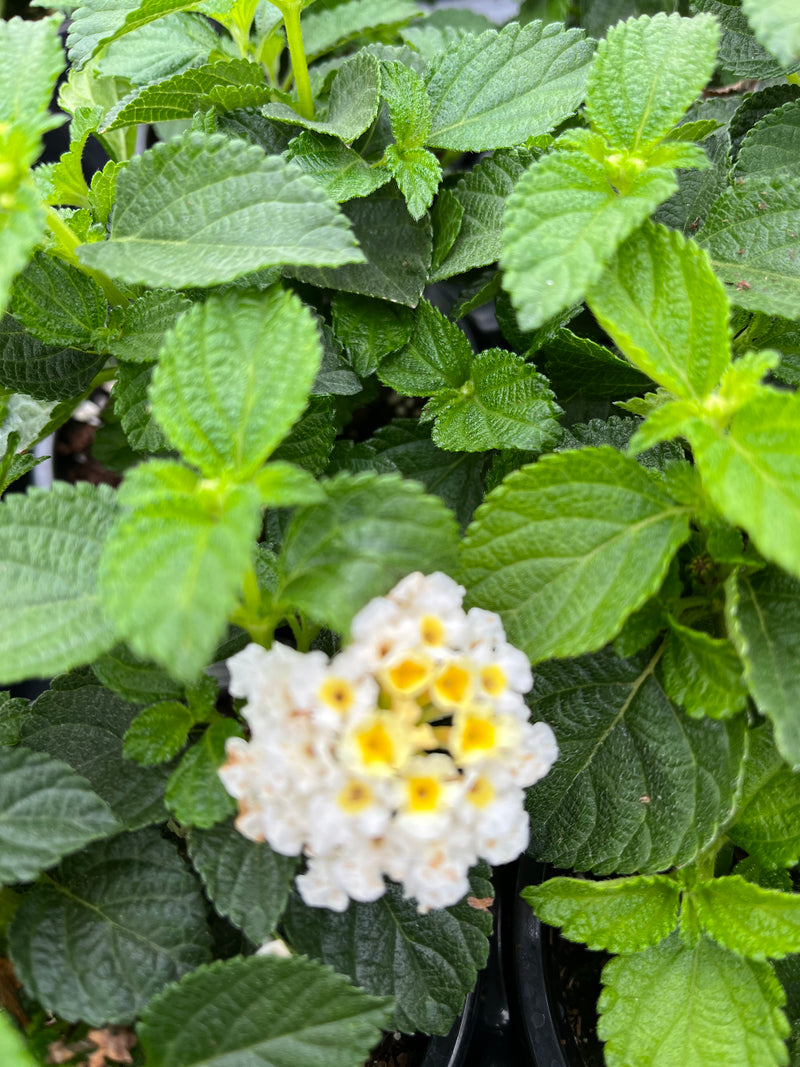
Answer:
545;925;608;1067
362;1030;430;1067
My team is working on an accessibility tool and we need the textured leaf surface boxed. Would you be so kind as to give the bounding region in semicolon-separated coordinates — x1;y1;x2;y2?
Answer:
661;616;747;719
425;21;594;151
538;329;652;400
728;723;800;868
0;15;64;162
587;223;730;400
106;290;192;364
330;293;413;378
691;0;793;78
100;463;262;681
67;0;205;70
585;13;720;153
385;145;441;220
11;253;108;349
728;567;800;767
692;876;800;960
150;288;322;479
692;390;800;580
20;685;170;829
91;643;184;704
283;866;492;1034
599;933;789;1067
77;132;363;288
114;362;169;454
382;59;431;150
96;12;221;85
0;315;105;402
698;173;800;318
461;448;690;663
523;874;680;954
741;0;800;69
378;298;473;396
501;149;676;330
735;100;800;180
526;648;746;873
0;483;117;684
0;185;47;328
165;720;241;829
8;828;211;1025
277;472;459;636
301;0;419;60
188;819;298;945
123;701;194;765
285;132;391;204
424;348;563;453
138;953;392;1067
0;746;118;884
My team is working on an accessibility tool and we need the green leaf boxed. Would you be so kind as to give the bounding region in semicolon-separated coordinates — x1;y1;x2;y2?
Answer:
8;827;211;1025
290;184;432;307
741;0;800;69
106;289;192;364
283;865;492;1035
113;362;170;454
537;329;652;401
0;15;64;165
330;293;413;378
77;132;363;288
378;297;473;395
187;819;298;945
10;253;108;349
0;483;117;685
253;461;324;508
461;447;690;663
384;145;441;221
264;53;381;144
692;875;800;960
429;186;464;276
691;389;800;581
102;58;272;130
425;21;595;151
138;953;392;1067
0;746;118;884
598;933;789;1067
0;691;27;746
523;874;680;953
150;287;322;479
300;0;419;60
698;173;800;318
661;616;748;719
0;184;47;326
285;131;391;204
96;12;222;85
123;701;195;765
20;684;171;830
91;644;185;704
692;0;796;78
276;471;459;636
431;148;534;282
382;60;432;150
100;462;262;681
735;100;800;180
165;719;242;829
271;396;336;475
526;648;746;873
656;123;732;235
67;0;207;70
423;348;563;453
0;315;106;402
585;13;720;154
728;567;800;768
728;723;800;868
587;222;731;401
501;147;677;331
0;1012;36;1067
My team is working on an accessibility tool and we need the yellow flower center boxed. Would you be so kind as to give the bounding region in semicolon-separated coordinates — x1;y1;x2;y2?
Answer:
319;676;355;713
420;614;446;646
432;663;472;708
385;653;433;697
406;776;442;813
479;664;506;696
467;775;495;809
336;780;374;813
355;721;395;767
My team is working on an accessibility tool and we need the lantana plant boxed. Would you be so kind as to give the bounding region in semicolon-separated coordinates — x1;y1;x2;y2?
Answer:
1;1;800;1066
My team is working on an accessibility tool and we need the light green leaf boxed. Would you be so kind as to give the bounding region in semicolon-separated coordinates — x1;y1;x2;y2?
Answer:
425;21;595;151
662;616;748;719
91;643;185;704
656;124;732;234
431;148;534;282
10;253;108;349
102;58;272;130
100;462;262;681
0;746;118;884
429;186;464;276
382;60;431;150
692;875;800;960
742;0;800;69
150;287;322;479
0;183;47;325
283;865;492;1034
330;293;413;378
114;362;170;453
8;828;211;1025
526;647;746;873
423;348;563;453
276;471;459;636
735;99;800;180
264;53;381;143
698;173;800;318
0;15;65;164
587;222;731;401
461;447;690;663
165;719;242;829
97;12;221;85
77;132;363;288
123;701;195;765
0;1012;36;1067
290;184;431;306
501;148;677;331
285;131;391;204
138;954;392;1067
727;567;800;768
378;297;473;395
692;0;796;79
188;818;298;945
691;389;800;580
106;289;192;364
20;685;171;830
0;315;105;402
598;933;789;1067
523;874;680;953
384;145;441;220
253;461;324;507
300;0;419;60
0;483;117;685
585;13;720;153
67;0;207;70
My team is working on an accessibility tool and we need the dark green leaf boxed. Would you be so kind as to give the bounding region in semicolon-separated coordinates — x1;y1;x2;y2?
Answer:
0;315;106;402
285;131;391;204
91;643;185;704
11;253;108;349
691;0;796;78
330;293;413;378
661;616;748;719
728;723;800;868
123;701;195;765
379;298;473;396
114;362;170;453
165;719;242;829
105;289;192;364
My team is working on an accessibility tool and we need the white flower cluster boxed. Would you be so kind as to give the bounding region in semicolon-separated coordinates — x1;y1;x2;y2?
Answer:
219;572;558;913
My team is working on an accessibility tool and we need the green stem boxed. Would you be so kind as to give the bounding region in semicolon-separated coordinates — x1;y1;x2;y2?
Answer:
46;206;128;307
280;0;314;120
